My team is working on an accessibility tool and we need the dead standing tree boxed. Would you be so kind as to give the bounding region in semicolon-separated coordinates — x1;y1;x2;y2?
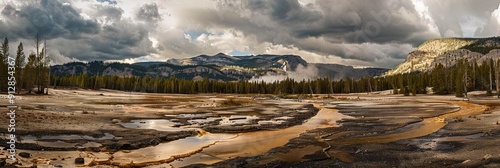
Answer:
496;50;500;98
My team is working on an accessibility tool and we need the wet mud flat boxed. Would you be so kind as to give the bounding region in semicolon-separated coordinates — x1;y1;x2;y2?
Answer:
0;89;201;153
0;89;497;167
191;97;497;168
333;105;500;167
166;101;348;168
0;89;319;167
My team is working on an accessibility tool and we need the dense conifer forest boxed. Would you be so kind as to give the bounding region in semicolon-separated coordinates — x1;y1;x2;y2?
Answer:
2;37;500;98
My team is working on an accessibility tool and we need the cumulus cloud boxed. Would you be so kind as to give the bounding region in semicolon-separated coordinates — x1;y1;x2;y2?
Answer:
475;3;500;37
422;0;500;37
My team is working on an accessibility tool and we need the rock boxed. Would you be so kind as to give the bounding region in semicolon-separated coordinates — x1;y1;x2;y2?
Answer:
149;138;161;146
121;143;132;150
75;157;85;164
483;154;492;160
19;152;31;158
462;160;471;164
483;130;493;137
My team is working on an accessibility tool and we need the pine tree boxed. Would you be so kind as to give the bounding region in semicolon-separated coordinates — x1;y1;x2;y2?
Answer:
36;48;50;94
463;59;469;97
0;37;9;92
392;85;398;94
28;34;51;94
432;63;448;94
24;53;37;93
403;86;410;96
455;60;464;97
343;78;351;93
411;84;416;96
15;42;25;93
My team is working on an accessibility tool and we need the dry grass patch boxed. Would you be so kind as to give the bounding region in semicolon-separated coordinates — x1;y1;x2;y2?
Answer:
219;98;253;107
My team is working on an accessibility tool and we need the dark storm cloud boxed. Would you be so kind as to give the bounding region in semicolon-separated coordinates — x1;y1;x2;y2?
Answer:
51;21;155;61
266;0;323;23
95;5;123;20
51;18;156;61
3;0;499;67
136;3;161;23
220;0;435;45
187;0;435;62
2;0;100;40
91;4;124;23
1;5;19;16
90;21;153;58
0;0;156;63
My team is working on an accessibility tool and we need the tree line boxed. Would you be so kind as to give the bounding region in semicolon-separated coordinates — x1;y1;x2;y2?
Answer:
49;56;500;98
0;35;51;94
2;34;500;98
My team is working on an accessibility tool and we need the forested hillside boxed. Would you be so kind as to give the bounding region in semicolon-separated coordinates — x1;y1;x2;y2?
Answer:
50;54;388;81
3;36;500;98
49;56;500;98
386;37;500;75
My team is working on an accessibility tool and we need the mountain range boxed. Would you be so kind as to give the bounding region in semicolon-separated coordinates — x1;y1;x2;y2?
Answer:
48;36;500;82
50;53;388;81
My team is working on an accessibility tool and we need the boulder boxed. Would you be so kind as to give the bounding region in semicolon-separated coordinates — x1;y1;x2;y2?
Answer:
75;157;85;164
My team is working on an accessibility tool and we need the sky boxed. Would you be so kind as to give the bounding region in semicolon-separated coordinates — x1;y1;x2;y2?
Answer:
1;0;500;68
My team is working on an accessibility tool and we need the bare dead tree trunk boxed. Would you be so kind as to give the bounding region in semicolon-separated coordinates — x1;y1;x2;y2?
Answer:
496;60;500;98
473;59;476;89
35;33;41;93
351;78;355;93
496;50;500;98
94;72;99;90
367;78;372;94
329;78;333;96
445;55;449;92
309;83;314;97
44;37;48;95
464;60;468;98
490;58;493;95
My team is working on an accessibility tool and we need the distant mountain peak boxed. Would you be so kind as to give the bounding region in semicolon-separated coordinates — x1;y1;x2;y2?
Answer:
214;52;230;57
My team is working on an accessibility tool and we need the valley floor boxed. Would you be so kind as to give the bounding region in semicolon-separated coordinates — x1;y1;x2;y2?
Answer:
0;89;499;167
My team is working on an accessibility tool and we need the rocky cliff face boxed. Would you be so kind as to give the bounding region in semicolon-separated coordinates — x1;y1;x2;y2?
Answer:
385;37;500;75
